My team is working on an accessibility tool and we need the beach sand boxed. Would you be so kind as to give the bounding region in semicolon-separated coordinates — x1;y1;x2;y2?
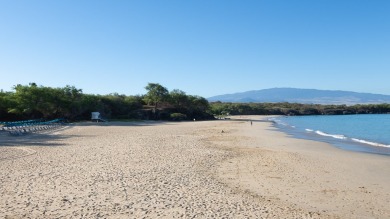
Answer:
0;117;389;218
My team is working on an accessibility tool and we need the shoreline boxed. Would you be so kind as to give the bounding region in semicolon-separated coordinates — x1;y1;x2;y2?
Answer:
1;118;389;218
213;116;390;218
268;115;390;156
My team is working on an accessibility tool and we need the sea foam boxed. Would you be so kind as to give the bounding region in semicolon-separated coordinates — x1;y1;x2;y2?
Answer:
273;114;390;155
351;138;390;148
315;131;347;140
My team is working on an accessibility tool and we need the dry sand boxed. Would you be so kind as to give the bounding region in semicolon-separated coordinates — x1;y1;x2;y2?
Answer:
0;117;389;218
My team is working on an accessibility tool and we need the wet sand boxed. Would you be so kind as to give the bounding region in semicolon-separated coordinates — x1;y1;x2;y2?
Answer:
0;117;389;218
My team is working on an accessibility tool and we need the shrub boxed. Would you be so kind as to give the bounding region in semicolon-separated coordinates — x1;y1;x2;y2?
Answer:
170;113;187;121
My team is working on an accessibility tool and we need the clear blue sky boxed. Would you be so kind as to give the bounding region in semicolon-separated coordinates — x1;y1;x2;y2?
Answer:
1;0;389;97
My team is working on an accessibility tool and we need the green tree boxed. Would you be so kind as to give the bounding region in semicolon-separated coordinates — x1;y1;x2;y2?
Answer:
187;95;210;119
61;85;83;118
169;89;190;112
143;83;169;113
0;91;15;120
10;83;45;118
7;83;84;119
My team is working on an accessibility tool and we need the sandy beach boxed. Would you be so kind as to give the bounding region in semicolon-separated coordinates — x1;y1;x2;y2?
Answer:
1;116;389;218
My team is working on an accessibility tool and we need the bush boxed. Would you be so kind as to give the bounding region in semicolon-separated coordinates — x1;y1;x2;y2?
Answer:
170;113;187;121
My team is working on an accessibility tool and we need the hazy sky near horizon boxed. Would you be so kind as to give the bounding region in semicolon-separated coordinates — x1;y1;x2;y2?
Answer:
1;0;389;97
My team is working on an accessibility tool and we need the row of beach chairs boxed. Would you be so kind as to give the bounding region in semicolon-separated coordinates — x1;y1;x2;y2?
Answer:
0;119;65;136
0;119;43;127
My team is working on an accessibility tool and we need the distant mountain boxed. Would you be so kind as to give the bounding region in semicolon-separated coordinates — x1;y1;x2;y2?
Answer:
207;88;390;105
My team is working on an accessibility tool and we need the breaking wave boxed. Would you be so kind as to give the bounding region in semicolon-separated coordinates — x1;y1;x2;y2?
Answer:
315;131;347;140
351;138;390;148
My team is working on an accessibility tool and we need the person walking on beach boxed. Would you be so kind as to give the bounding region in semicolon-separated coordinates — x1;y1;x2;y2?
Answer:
250;120;252;126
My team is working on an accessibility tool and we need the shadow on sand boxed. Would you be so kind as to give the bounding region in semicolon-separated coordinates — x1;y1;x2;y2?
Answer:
0;126;74;147
0;120;191;147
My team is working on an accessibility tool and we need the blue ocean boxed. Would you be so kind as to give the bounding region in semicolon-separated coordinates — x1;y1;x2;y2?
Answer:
269;114;390;156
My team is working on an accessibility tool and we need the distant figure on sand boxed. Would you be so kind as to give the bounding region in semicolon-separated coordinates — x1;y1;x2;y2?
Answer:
250;120;252;126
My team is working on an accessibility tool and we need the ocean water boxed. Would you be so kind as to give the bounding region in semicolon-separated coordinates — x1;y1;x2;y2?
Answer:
269;114;390;156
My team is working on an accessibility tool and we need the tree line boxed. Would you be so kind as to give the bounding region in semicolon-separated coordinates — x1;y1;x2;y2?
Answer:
0;83;212;121
209;102;390;116
2;83;390;122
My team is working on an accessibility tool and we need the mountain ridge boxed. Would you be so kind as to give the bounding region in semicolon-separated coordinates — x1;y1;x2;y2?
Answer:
207;88;390;105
